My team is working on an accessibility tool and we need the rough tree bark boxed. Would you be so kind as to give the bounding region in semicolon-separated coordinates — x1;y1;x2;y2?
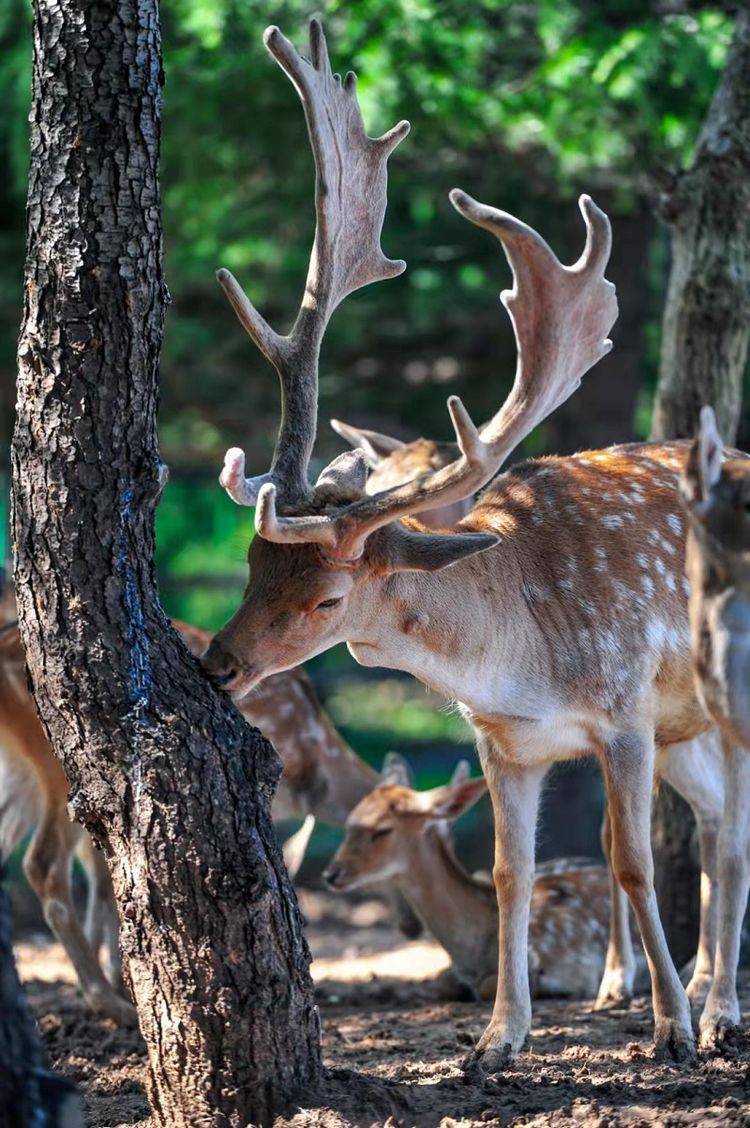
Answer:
650;9;750;966
12;2;321;1124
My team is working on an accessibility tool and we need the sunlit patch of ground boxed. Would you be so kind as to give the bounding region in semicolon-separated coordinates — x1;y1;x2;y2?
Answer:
14;891;750;1127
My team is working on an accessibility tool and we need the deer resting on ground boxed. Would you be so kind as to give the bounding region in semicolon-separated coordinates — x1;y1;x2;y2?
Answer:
203;19;740;1068
324;754;632;1001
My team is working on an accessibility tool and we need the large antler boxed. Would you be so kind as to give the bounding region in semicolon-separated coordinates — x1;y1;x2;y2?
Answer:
255;193;618;559
219;19;409;506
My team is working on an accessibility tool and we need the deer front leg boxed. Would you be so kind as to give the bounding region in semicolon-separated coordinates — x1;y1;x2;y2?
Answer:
700;739;750;1051
603;732;694;1060
24;809;134;1023
594;804;636;1009
465;746;546;1073
77;835;123;991
657;734;723;1007
683;814;720;1008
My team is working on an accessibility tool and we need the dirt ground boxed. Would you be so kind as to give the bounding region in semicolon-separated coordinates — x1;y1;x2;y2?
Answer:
16;889;750;1127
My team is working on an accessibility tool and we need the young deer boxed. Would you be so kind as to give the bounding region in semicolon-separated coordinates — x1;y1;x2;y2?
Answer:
324;755;625;1001
203;19;713;1066
680;407;750;1048
330;421;470;531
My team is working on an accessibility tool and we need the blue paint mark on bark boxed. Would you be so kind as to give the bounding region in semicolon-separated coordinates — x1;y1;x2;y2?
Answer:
117;483;152;719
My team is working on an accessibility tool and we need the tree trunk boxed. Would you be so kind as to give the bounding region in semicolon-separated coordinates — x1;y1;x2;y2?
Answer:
12;3;321;1125
650;11;750;966
651;9;750;443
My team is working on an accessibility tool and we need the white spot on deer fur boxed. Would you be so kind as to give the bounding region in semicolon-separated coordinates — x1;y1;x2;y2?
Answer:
666;514;682;536
682;576;690;597
666;573;677;593
601;515;624;530
635;552;649;569
641;575;655;598
646;620;667;649
654;558;667;577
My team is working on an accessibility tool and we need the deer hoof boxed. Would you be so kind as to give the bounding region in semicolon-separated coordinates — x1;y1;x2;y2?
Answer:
593;967;633;1011
654;1016;696;1063
462;1021;528;1076
87;986;138;1025
699;1009;742;1054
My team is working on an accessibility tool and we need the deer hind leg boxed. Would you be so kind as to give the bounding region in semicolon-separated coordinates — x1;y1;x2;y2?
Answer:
76;833;122;991
658;733;723;1008
699;738;750;1051
23;804;134;1022
603;730;694;1060
465;739;546;1073
594;803;636;1010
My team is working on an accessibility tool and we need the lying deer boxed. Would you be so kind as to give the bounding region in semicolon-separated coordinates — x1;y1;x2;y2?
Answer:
680;407;750;1048
203;19;730;1066
0;612;415;1019
324;754;630;1001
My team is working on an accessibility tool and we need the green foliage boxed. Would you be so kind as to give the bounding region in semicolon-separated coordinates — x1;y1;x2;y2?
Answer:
0;4;740;764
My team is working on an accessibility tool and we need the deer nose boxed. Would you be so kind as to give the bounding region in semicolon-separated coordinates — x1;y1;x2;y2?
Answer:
202;640;239;688
323;863;343;890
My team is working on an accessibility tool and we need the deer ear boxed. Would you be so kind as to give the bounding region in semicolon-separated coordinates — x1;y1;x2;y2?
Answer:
681;406;724;511
373;524;499;574
381;751;414;788
315;449;369;499
449;759;472;786
421;777;487;820
331;419;406;467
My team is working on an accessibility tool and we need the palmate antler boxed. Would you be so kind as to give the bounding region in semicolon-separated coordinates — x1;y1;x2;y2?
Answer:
219;19;409;506
254;193;618;558
219;19;618;561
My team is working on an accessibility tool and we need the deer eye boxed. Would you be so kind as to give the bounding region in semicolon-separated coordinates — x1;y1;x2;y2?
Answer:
315;596;342;611
371;826;393;840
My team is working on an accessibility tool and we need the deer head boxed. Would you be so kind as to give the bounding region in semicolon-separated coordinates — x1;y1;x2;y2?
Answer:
681;407;750;745
322;757;486;891
202;19;617;696
330;422;466;531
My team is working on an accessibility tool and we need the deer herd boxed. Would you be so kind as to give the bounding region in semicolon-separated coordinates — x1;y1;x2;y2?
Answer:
4;17;750;1080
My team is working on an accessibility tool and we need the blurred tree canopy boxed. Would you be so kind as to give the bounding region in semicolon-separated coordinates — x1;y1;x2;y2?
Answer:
0;1;742;629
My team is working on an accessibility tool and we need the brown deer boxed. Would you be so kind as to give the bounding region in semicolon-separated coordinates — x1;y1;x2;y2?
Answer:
681;407;750;749
203;19;724;1067
331;425;729;1013
330;420;470;531
324;755;632;1001
680;406;750;1048
0;612;416;1018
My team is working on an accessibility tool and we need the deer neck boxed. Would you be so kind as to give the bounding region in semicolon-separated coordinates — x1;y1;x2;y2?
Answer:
348;545;545;719
394;827;497;973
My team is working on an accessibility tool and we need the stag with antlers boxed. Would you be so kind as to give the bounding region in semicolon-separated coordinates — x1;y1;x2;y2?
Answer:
202;19;726;1068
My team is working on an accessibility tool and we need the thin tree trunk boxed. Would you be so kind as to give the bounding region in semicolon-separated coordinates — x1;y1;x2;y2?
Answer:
650;10;750;966
12;3;320;1124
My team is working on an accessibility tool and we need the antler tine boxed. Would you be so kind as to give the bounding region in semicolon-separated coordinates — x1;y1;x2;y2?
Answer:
217;18;409;509
255;483;339;549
